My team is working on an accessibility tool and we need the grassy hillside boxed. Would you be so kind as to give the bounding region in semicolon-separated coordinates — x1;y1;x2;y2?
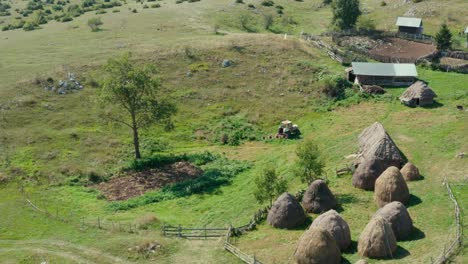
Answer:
0;0;467;263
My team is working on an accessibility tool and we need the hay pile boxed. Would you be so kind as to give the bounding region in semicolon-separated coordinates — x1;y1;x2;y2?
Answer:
358;216;397;258
294;227;341;264
302;180;337;214
374;166;410;207
267;192;306;229
376;202;413;241
400;162;420;181
352;122;405;190
310;210;351;251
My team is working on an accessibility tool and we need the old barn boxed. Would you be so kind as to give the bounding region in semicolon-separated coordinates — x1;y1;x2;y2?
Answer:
347;62;418;86
396;17;423;35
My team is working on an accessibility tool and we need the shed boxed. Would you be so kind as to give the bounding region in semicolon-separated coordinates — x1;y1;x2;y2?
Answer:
399;81;437;107
347;62;418;86
396;17;423;35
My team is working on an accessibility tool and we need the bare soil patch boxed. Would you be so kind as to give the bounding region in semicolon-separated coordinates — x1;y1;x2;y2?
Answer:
95;162;204;201
369;38;436;60
440;57;468;67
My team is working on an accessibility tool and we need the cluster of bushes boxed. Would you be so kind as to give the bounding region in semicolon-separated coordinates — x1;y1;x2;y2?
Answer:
0;2;11;16
108;154;250;211
1;0;122;31
125;151;218;171
212;115;263;146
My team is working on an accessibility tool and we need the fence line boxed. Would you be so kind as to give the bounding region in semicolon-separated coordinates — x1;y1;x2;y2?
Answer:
20;187;140;234
432;177;464;264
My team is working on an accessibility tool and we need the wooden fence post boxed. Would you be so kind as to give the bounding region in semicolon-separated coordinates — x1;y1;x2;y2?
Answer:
178;225;182;238
97;216;101;229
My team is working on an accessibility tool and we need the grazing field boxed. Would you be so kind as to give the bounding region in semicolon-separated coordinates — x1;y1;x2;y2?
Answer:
0;0;467;263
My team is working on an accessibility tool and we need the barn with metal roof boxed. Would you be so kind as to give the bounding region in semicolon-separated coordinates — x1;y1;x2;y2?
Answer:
347;62;418;86
396;17;423;35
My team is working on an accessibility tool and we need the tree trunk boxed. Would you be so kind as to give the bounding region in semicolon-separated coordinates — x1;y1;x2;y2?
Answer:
131;112;141;159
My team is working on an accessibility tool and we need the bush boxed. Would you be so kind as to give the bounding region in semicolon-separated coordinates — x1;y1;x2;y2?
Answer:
319;75;352;99
261;0;275;7
87;17;103;31
213;115;262;146
22;21;38;31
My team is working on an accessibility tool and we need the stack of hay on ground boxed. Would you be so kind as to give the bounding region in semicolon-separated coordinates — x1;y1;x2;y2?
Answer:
302;179;337;214
374;166;410;207
375;201;413;241
294;226;341;264
352;122;405;190
267;192;306;229
400;162;421;181
399;81;437;107
310;210;351;251
358;216;397;258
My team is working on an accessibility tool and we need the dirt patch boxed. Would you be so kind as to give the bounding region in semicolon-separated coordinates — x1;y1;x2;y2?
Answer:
369;38;436;60
95;161;204;201
440;57;468;67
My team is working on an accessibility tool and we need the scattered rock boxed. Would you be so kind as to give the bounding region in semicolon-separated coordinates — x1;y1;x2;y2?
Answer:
221;59;233;68
456;152;465;159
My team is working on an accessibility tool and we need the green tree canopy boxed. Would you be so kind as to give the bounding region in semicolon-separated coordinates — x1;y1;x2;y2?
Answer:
331;0;361;31
254;166;287;206
435;23;452;51
295;140;324;185
101;53;176;159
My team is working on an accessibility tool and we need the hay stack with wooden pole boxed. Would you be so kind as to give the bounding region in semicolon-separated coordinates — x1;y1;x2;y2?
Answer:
310;210;351;251
399;81;437;107
294;226;341;264
302;179;337;214
267;192;306;229
352;122;405;190
375;201;413;241
358;216;397;258
400;162;421;181
374;166;410;207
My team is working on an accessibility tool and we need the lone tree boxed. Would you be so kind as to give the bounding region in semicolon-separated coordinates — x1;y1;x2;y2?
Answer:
295;140;324;185
435;23;452;51
254;166;287;206
101;53;176;159
87;17;103;32
331;0;361;31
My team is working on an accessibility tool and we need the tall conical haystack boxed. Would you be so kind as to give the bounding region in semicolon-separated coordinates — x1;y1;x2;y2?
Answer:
352;122;405;190
294;227;341;264
302;180;337;214
400;162;420;181
310;210;351;251
374;166;410;207
376;202;413;241
358;216;397;258
267;192;306;229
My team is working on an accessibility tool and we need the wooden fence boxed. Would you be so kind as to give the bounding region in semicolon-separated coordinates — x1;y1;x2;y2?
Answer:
162;225;228;239
224;226;263;264
432;177;464;264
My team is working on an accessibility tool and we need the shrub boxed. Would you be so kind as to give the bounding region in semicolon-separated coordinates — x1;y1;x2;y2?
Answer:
235;0;244;3
22;21;38;31
61;15;73;22
380;1;387;6
143;4;148;8
213;115;262;146
87;17;103;31
150;4;161;8
261;0;275;7
319;75;352;99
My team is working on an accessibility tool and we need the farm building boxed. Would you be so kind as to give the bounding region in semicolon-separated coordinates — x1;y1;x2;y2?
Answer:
347;62;418;86
396;17;423;35
399;81;437;107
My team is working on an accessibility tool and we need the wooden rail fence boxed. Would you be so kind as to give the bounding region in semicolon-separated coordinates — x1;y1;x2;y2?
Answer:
162;225;228;239
432;177;464;264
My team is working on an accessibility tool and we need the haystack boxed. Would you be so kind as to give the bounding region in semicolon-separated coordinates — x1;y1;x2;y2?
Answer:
358;216;397;258
267;192;306;229
399;81;437;107
376;202;413;241
302;180;337;214
400;162;420;181
374;166;410;207
352;122;405;190
294;227;341;264
310;210;351;251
